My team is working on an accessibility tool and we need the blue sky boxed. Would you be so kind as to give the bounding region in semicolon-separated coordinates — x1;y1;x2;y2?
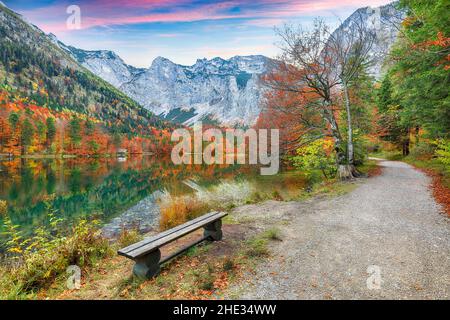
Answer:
4;0;393;67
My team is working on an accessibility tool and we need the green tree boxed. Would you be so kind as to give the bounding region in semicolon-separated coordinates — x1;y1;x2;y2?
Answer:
8;112;19;131
85;118;95;136
377;75;411;155
36;120;46;145
21;118;34;154
291;139;337;180
69;117;82;148
388;0;450;138
46;117;56;148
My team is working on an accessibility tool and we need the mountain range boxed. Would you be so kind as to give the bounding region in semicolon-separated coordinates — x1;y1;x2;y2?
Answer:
1;1;402;127
59;2;401;126
60;43;275;125
0;3;166;136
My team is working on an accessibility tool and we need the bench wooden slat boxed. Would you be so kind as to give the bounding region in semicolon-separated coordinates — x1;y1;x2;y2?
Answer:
119;211;220;254
119;212;227;259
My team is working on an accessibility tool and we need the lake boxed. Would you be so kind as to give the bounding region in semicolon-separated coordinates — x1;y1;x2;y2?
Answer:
0;156;307;245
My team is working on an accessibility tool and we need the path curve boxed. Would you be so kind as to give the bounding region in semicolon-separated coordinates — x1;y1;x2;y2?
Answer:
229;160;449;299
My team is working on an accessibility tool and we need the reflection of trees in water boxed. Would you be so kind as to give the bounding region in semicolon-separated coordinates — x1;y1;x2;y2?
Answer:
0;157;250;239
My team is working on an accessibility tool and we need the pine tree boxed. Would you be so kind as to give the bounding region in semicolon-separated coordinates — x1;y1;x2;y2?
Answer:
21;118;34;154
46;117;56;148
69;117;82;148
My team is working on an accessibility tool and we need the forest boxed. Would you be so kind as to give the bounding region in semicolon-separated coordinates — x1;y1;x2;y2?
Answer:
0;90;174;156
257;0;449;182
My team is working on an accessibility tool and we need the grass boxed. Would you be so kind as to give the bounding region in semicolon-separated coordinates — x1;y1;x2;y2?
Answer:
19;225;274;300
159;195;211;231
0;200;7;216
244;238;270;258
0;219;112;299
116;228;143;248
262;228;282;241
222;258;235;272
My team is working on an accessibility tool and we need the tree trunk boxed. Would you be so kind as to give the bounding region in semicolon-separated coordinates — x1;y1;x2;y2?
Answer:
324;103;357;180
402;128;410;156
402;139;410;156
342;82;354;165
415;126;420;144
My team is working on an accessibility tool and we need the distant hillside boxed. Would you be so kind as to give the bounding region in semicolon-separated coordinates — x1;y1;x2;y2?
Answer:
0;3;167;135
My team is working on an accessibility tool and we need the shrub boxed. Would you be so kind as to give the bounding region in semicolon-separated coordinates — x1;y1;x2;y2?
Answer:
159;195;210;231
411;141;436;158
263;228;282;241
222;258;235;272
0;200;7;216
435;139;450;171
117;228;143;248
351;130;368;165
0;214;111;298
291;139;337;179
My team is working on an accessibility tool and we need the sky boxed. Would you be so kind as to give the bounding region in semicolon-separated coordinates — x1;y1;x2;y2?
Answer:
4;0;393;67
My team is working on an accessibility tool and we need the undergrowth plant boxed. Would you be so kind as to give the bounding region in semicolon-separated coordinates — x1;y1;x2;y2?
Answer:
0;202;111;299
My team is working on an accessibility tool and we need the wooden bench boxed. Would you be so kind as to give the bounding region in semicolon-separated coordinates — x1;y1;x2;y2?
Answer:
118;211;227;279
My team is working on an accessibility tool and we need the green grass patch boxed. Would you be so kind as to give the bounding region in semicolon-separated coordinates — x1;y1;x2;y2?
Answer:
262;228;282;241
244;238;269;258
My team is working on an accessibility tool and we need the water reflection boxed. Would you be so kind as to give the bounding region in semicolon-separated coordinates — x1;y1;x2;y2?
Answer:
0;156;254;240
0;156;307;243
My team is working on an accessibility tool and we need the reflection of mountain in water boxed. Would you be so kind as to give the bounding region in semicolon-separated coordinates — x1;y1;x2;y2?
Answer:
102;190;164;238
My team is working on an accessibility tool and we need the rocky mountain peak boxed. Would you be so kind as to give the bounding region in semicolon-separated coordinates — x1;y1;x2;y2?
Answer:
57;2;402;125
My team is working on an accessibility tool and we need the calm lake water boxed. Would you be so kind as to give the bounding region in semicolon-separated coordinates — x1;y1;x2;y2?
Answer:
0;156;306;244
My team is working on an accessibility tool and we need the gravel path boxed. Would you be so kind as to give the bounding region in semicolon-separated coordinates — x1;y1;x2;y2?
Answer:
228;160;450;299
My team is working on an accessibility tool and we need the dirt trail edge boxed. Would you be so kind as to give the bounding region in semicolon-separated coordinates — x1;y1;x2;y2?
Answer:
227;160;450;299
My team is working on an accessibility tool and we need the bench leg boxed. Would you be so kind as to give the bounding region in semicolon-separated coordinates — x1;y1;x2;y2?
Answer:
133;249;161;280
203;220;223;241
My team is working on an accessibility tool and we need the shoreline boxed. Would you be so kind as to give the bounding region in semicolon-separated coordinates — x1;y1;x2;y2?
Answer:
0;152;156;160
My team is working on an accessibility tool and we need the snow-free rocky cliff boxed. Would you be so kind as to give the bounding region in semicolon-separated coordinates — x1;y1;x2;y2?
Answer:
331;2;403;78
62;48;274;125
58;2;401;125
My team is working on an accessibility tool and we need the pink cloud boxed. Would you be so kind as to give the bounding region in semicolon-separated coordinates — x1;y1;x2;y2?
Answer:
19;0;394;34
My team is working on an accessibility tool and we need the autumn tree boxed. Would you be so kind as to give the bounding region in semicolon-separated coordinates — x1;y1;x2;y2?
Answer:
267;20;372;179
328;15;376;166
